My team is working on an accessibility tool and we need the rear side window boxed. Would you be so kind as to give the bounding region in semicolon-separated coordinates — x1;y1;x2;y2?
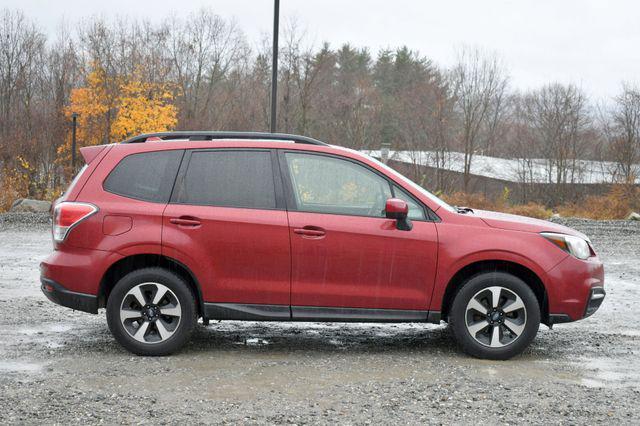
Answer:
174;150;276;209
103;150;183;203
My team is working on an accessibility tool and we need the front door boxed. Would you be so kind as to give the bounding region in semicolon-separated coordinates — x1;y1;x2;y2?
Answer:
281;151;438;313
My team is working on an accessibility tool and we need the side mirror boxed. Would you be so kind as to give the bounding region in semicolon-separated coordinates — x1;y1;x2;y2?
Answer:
385;198;412;231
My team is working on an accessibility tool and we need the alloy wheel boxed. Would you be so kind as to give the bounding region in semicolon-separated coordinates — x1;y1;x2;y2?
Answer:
465;286;527;348
119;282;182;344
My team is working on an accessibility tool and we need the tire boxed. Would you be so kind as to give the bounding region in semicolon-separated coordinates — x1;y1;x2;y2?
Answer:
449;271;540;360
106;267;197;356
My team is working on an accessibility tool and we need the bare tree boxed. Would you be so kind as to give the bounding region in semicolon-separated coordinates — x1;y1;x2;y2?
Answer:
522;83;591;203
604;84;640;183
451;47;508;191
508;93;540;203
399;67;456;190
0;10;45;143
167;9;247;129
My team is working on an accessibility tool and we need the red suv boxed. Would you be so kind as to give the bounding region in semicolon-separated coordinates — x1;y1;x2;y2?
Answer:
40;132;605;359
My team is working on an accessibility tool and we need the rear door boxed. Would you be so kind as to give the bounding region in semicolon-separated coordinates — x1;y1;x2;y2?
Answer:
162;149;291;306
280;151;439;313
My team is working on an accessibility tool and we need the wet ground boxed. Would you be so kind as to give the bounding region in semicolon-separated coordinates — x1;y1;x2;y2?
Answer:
0;216;639;424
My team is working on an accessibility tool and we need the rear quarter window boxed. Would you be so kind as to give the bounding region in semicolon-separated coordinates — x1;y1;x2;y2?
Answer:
103;150;183;203
62;164;88;200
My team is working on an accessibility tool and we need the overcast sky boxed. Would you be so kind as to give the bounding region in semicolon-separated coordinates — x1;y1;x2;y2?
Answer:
5;0;639;101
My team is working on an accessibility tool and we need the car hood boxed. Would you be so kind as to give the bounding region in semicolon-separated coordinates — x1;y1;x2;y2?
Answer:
472;209;589;240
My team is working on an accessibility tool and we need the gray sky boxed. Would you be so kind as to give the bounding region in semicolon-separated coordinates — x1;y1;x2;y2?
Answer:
5;0;639;100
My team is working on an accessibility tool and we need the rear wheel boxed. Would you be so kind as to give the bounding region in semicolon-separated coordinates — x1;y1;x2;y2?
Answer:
106;267;197;356
449;272;540;360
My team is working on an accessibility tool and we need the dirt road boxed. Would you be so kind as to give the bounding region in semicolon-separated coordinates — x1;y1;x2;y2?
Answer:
1;215;639;424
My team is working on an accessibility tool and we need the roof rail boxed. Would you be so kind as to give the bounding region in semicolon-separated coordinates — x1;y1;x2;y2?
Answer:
120;131;329;146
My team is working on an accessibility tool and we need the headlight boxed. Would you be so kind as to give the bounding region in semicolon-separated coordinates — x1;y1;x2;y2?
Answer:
541;232;592;260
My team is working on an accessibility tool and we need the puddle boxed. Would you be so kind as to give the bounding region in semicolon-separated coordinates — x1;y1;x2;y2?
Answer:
0;323;75;353
236;338;270;346
18;323;74;335
0;361;44;373
0;230;53;300
618;329;640;337
578;357;640;388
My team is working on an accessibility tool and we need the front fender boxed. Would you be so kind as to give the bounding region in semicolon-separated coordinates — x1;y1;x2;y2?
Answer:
429;222;568;312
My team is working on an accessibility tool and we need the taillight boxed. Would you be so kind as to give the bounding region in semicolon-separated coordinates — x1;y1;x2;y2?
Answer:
52;202;98;242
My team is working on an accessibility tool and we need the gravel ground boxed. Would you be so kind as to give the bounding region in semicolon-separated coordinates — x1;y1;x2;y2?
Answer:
0;215;639;424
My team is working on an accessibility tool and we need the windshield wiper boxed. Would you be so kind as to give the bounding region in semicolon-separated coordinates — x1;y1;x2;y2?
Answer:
454;206;474;214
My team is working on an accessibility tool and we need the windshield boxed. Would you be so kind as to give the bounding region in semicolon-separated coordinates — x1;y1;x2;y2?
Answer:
364;153;456;213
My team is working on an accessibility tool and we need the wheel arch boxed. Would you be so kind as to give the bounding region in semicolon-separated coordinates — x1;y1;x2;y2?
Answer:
440;260;548;324
99;254;204;317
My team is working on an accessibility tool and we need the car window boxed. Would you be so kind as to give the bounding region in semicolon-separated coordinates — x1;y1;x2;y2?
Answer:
393;185;427;221
365;153;455;214
63;164;88;199
104;150;182;203
285;152;392;217
175;150;276;209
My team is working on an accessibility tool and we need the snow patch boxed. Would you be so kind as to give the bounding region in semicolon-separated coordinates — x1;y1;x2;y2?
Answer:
364;150;639;184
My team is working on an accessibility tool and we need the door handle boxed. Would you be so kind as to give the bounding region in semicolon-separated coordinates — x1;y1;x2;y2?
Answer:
169;217;201;227
293;226;326;237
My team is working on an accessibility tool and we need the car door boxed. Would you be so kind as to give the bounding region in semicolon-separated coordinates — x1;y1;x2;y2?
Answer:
280;150;439;314
162;149;291;306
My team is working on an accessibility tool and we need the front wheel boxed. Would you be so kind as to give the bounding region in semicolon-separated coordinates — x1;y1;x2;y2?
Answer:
449;272;540;360
106;267;197;356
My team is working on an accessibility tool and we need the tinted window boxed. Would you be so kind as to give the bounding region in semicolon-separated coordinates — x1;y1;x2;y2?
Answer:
175;150;276;209
393;185;427;221
104;150;182;203
285;152;392;217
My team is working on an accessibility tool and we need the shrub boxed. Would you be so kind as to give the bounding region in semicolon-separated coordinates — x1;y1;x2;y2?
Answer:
442;185;640;220
556;185;640;220
0;167;30;212
441;191;552;219
441;191;500;210
504;203;552;219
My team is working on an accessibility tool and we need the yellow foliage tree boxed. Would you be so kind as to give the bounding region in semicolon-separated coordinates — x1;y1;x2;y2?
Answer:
0;157;32;211
110;75;177;141
59;65;177;177
60;65;113;166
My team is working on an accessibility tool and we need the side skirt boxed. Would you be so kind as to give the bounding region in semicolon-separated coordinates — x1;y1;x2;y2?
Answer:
204;303;440;323
204;303;290;321
291;306;429;322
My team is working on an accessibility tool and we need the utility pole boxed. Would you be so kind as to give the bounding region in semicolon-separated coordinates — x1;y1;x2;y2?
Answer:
270;0;280;133
71;112;78;170
381;142;391;164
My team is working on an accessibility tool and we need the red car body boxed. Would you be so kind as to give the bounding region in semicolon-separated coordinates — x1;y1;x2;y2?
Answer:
41;135;605;329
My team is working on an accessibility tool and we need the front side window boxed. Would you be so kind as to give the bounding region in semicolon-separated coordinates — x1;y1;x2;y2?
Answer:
365;153;455;214
104;150;183;203
175;150;276;209
393;185;427;221
285;152;392;217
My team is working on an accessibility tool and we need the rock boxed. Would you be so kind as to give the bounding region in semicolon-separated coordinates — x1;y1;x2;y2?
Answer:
9;198;51;213
627;212;640;221
551;213;561;219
